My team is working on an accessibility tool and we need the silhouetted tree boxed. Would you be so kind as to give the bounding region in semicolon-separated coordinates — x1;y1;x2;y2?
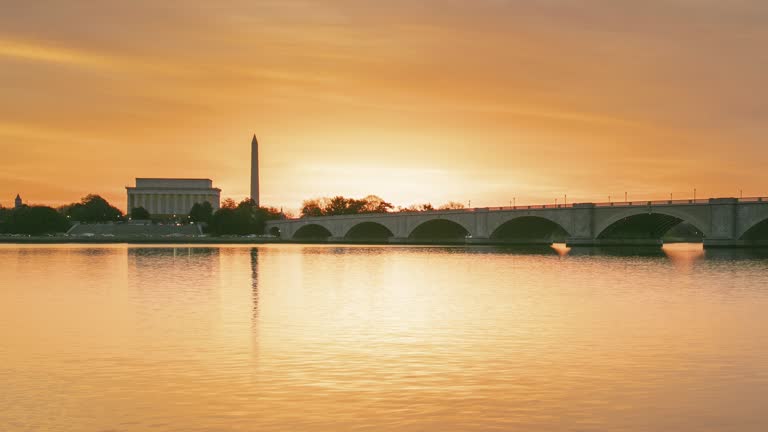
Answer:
438;201;465;210
4;206;70;234
65;195;123;222
0;206;11;233
209;198;283;235
189;201;213;224
300;195;393;217
360;195;394;213
209;208;237;234
301;199;325;218
398;203;435;212
325;196;353;215
130;206;151;220
221;198;237;209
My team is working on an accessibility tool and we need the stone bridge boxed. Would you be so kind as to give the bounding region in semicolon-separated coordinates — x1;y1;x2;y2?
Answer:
265;197;768;247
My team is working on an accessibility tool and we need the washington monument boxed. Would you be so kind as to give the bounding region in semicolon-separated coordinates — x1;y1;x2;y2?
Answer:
251;134;260;206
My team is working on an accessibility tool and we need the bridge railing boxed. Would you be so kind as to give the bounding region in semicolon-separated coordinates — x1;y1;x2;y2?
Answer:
594;199;710;207
418;197;766;214
486;204;575;211
593;197;766;207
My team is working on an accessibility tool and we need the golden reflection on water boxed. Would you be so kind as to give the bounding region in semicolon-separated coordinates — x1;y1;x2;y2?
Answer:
1;244;768;431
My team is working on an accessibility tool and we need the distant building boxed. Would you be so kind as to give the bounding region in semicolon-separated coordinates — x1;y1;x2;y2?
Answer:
126;178;221;217
14;194;22;209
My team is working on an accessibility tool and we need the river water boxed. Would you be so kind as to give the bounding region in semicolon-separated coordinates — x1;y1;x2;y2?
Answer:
1;244;767;431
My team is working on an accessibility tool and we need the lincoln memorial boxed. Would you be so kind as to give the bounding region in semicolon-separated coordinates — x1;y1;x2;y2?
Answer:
126;178;221;216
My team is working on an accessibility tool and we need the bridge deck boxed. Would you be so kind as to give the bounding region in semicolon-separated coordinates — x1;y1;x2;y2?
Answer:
266;197;768;248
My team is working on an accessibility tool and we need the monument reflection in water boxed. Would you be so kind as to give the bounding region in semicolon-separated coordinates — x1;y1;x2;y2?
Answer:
1;243;768;432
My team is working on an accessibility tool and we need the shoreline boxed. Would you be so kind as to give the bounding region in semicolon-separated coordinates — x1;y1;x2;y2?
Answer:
0;236;702;246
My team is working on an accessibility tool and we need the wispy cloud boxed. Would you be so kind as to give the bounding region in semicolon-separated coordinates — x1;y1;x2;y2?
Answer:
0;39;115;68
0;38;196;76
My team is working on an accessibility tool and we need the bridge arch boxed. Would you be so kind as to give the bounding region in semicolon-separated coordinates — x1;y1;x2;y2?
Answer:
595;208;709;241
739;217;768;241
408;218;471;242
344;221;395;242
490;216;570;244
292;224;333;241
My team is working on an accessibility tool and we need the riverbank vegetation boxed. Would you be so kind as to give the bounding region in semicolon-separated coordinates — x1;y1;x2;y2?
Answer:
1;194;125;235
130;206;151;220
1;194;284;236
3;192;466;236
397;201;466;212
60;195;123;222
300;195;394;217
208;198;283;235
300;195;465;217
0;205;70;235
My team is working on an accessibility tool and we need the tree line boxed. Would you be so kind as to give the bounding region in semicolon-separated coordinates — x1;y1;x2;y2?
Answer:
130;198;283;235
1;192;467;235
0;194;283;236
203;198;283;235
0;194;122;235
300;195;465;218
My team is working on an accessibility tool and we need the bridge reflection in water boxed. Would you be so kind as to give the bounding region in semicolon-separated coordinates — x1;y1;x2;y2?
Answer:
267;197;768;248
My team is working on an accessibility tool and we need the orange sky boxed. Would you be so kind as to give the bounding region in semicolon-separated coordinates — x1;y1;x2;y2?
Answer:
1;1;767;212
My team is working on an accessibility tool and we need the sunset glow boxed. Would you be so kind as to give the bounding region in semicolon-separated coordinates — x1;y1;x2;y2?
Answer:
2;1;767;211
